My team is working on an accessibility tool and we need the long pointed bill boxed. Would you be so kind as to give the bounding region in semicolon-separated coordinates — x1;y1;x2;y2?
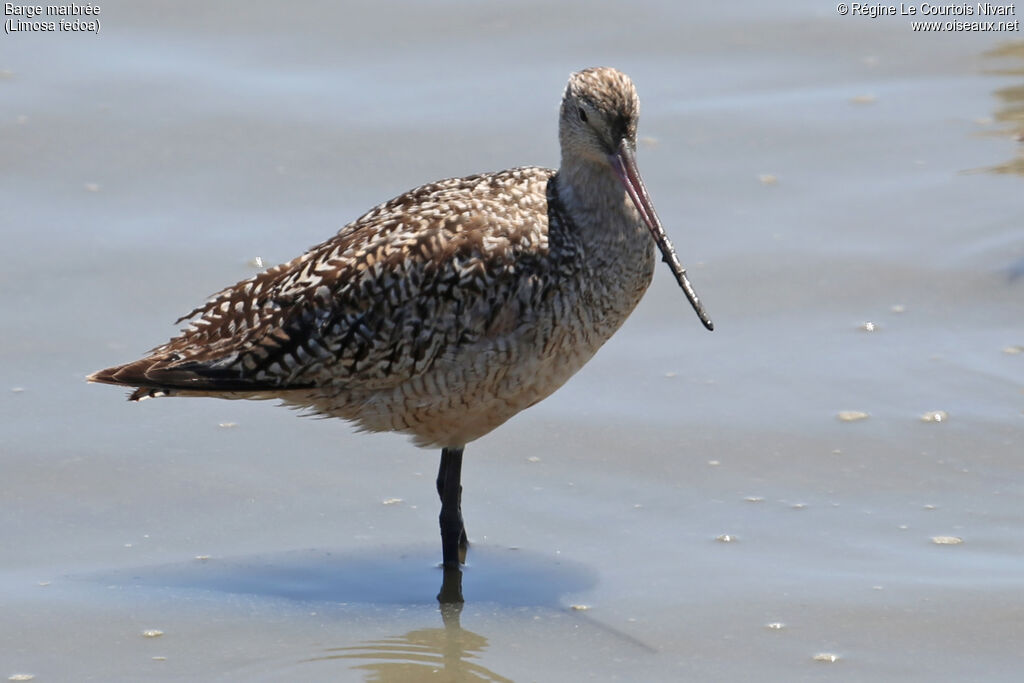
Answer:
609;140;714;331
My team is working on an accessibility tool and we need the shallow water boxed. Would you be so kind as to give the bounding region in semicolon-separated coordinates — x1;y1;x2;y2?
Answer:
2;1;1023;680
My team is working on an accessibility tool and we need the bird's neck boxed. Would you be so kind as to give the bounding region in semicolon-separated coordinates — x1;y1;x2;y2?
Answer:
557;156;651;264
550;155;656;328
554;156;647;250
550;156;657;313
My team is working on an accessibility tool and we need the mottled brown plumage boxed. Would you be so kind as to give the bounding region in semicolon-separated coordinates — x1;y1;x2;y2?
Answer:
89;67;712;585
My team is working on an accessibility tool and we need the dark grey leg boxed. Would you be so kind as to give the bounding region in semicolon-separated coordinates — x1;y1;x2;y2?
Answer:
437;447;468;568
437;564;464;605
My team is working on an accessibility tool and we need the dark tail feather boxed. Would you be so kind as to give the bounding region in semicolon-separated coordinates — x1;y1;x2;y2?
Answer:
87;356;314;401
87;357;186;401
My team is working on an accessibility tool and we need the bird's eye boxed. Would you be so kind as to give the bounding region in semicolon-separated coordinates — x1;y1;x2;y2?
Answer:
577;107;588;123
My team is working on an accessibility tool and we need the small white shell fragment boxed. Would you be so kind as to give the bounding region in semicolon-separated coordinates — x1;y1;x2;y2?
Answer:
218;422;238;429
8;675;35;681
765;622;785;630
141;629;164;638
859;321;877;332
247;256;265;269
931;536;963;545
715;534;737;543
758;173;778;185
813;653;841;663
837;410;869;422
381;498;403;505
569;604;590;611
920;411;948;423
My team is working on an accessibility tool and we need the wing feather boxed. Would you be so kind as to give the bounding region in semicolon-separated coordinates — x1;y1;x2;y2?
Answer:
91;167;565;396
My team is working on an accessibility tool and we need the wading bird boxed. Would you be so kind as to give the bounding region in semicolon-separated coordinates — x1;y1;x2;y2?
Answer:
89;67;713;601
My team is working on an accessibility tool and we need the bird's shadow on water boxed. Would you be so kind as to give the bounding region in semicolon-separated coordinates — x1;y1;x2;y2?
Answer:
90;544;597;607
83;547;648;681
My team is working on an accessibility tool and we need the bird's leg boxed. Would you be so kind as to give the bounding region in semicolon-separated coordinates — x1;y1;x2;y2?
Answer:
437;564;464;605
437;446;468;568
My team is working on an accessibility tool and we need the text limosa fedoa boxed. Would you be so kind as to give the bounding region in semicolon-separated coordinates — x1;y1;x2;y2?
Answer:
89;67;713;601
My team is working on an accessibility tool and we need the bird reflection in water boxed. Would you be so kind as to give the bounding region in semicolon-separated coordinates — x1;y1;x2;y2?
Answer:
980;41;1024;176
979;42;1024;282
307;598;511;682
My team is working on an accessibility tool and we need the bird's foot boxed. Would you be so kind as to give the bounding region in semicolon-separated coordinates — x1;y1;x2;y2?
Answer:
437;564;464;604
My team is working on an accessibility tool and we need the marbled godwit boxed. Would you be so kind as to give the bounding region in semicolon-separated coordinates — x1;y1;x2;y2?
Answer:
88;67;713;589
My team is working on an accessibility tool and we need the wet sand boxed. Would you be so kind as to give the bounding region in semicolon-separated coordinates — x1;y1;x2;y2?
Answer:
2;1;1023;680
